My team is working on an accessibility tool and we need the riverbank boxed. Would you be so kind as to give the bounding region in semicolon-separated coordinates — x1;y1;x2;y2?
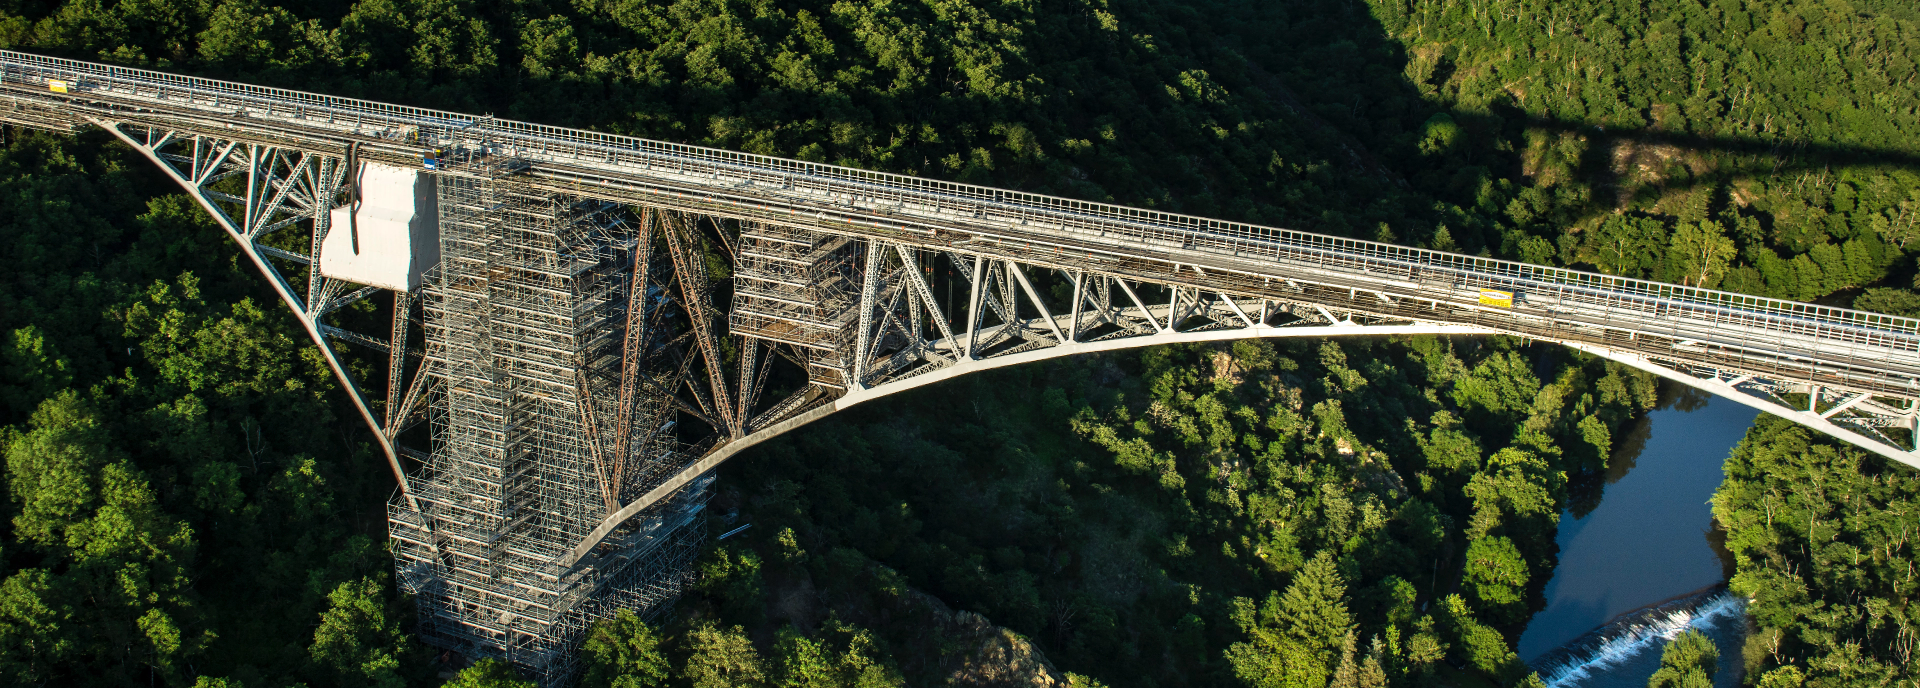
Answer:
1519;388;1760;685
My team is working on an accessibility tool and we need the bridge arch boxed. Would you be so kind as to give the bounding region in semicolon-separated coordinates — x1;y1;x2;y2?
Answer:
564;269;1920;565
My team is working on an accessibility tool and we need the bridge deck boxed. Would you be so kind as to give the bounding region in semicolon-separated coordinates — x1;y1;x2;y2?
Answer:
1;49;1915;400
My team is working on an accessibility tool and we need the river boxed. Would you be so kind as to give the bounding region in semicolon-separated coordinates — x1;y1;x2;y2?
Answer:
1520;388;1761;688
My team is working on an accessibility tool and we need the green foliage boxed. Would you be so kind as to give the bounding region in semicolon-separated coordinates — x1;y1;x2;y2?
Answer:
771;622;904;688
1066;673;1110;688
1710;417;1916;685
1326;631;1388;688
1451;352;1540;420
714;333;1652;686
1853;287;1920;317
1227;552;1352;681
1441;595;1523;682
1225;553;1363;688
308;577;409;688
580;610;670;688
1419;114;1464;157
1365;0;1920;304
1273;553;1357;657
0;568;73;683
443;658;536;688
1668;222;1738;288
1754;666;1805;688
1462;537;1529;622
7;391;111;546
698;544;767;624
1648;630;1718;688
1226;631;1327;688
684;624;767;688
1;325;70;415
1463;448;1563;541
2;392;204;684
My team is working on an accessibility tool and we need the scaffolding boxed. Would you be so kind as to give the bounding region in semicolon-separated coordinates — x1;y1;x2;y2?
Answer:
389;169;703;687
729;222;862;388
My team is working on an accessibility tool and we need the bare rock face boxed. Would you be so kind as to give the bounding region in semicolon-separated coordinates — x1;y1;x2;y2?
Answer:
943;610;1068;688
1209;349;1240;384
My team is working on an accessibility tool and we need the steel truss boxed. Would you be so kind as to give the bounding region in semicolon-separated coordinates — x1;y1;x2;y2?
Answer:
4;50;1917;687
86;118;427;504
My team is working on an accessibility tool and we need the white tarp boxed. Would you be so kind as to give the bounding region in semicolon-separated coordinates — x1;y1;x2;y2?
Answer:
319;162;439;292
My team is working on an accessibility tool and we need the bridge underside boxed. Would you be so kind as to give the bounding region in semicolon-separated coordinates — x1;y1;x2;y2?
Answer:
3;53;1913;685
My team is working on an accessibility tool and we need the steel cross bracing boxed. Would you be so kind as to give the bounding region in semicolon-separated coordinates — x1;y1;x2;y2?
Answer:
4;50;1918;683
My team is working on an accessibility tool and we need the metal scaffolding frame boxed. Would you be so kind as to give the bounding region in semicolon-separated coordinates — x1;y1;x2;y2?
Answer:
386;168;706;685
730;223;861;388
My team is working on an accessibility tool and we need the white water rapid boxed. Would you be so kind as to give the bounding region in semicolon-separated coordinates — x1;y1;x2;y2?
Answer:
1532;589;1748;688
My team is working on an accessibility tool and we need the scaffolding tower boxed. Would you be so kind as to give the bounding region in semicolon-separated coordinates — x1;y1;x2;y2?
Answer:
729;222;862;388
388;169;707;686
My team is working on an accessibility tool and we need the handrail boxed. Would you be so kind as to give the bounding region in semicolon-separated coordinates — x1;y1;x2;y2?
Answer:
4;49;1917;349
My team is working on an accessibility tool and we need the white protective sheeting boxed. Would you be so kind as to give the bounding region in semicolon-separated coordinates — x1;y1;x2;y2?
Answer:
319;162;439;291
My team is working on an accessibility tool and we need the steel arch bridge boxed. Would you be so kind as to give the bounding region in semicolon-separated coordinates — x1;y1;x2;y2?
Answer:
4;51;1916;685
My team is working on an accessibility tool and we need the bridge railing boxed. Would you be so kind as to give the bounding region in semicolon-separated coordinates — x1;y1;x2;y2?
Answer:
1224;234;1920;352
6;49;1917;355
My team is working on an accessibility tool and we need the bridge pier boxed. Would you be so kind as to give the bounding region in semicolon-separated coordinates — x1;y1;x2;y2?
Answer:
390;171;711;685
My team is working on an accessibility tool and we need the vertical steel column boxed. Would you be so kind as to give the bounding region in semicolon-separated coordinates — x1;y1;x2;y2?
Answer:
852;240;885;389
1166;286;1182;331
1067;270;1084;342
309;154;343;308
964;254;986;358
735;338;759;425
907;256;925;357
385;291;414;428
610;208;657;497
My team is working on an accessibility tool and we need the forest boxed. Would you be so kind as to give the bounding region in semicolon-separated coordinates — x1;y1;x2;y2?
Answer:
0;0;1914;686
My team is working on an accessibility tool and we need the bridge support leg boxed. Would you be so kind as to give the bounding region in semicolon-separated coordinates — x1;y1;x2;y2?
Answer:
88;118;421;510
964;254;985;358
1067;271;1084;342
